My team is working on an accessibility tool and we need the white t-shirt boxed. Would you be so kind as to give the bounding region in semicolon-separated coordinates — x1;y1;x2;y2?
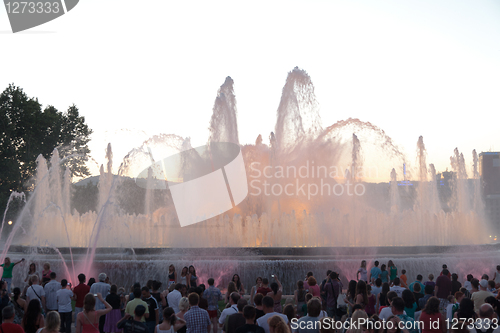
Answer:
390;286;406;298
358;268;368;281
379;307;407;321
257;312;289;333
57;288;74;313
26;285;45;304
218;304;238;324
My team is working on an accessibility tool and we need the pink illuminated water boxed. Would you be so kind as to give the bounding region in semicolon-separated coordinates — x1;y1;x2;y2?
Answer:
0;67;494;286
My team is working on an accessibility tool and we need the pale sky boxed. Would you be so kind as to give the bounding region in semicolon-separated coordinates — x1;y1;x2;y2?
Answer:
1;0;499;181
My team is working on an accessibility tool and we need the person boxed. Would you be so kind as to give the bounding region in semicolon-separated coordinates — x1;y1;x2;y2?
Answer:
411;283;423;311
380;265;389;284
464;275;474;292
357;261;368;282
168;265;177;288
294;281;307;317
324;271;342;319
303;272;314;291
126;288;150;323
254;294;265;321
388;261;397;284
435;269;452;314
295;297;322;333
180;268;189;287
56;279;73;333
377;282;390;310
142;286;160;333
257;279;272;296
25;263;39;283
370;261;382;284
267;276;283;313
176;297;189;333
419;297;446;333
1;257;24;293
401;290;417;319
90;273;112;332
184;293;211;333
167;284;183;314
22;299;45;333
226;282;238;304
204;278;222;333
156;307;186;333
189;266;198;289
282;304;295;324
493;266;500;289
366;285;376;316
88;278;96;288
408;275;425;295
26;275;46;311
0;281;11;319
74;274;91;326
76;293;112;333
319;270;332;309
378;291;399;321
306;277;320;298
472;280;494;313
400;270;408;289
389;278;405;298
250;278;263;306
41;263;52;286
226;298;247;333
104;284;122;333
440;265;452;279
451;274;462;295
267;315;290;333
424;274;435;293
469;303;500;333
346;309;368;333
235;305;265;333
346;280;368;310
345;280;357;315
419;285;434;310
390;298;416;333
220;292;240;328
488;280;497;294
10;287;26;324
44;272;60;313
372;278;383;297
232;274;245;296
116;304;148;333
0;305;24;332
447;292;463;321
37;311;61;333
256;296;288;333
151;281;167;323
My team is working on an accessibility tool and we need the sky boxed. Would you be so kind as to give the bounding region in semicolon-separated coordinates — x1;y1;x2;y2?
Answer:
1;0;499;181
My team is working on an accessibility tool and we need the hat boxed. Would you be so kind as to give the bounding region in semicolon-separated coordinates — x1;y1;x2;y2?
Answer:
134;305;146;317
479;279;488;288
98;273;107;282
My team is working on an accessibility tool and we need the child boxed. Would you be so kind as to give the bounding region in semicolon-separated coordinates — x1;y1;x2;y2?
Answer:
400;269;408;288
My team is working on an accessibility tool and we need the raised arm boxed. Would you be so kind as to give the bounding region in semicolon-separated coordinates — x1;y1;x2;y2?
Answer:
96;293;113;316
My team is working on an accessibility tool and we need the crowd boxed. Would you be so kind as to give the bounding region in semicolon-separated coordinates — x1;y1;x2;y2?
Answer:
0;258;500;333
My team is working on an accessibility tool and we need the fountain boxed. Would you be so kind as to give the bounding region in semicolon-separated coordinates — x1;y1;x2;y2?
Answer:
0;67;494;293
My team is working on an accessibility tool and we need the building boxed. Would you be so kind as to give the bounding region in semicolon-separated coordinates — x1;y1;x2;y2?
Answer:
479;152;500;227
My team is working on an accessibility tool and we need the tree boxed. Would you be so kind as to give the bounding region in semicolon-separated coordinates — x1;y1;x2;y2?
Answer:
0;84;93;211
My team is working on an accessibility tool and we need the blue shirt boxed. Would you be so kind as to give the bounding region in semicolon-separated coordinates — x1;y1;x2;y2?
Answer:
370;267;382;281
203;286;222;311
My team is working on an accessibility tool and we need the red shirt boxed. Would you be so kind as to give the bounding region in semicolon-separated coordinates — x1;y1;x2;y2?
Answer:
0;322;24;333
420;311;445;333
74;282;91;307
256;287;272;296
